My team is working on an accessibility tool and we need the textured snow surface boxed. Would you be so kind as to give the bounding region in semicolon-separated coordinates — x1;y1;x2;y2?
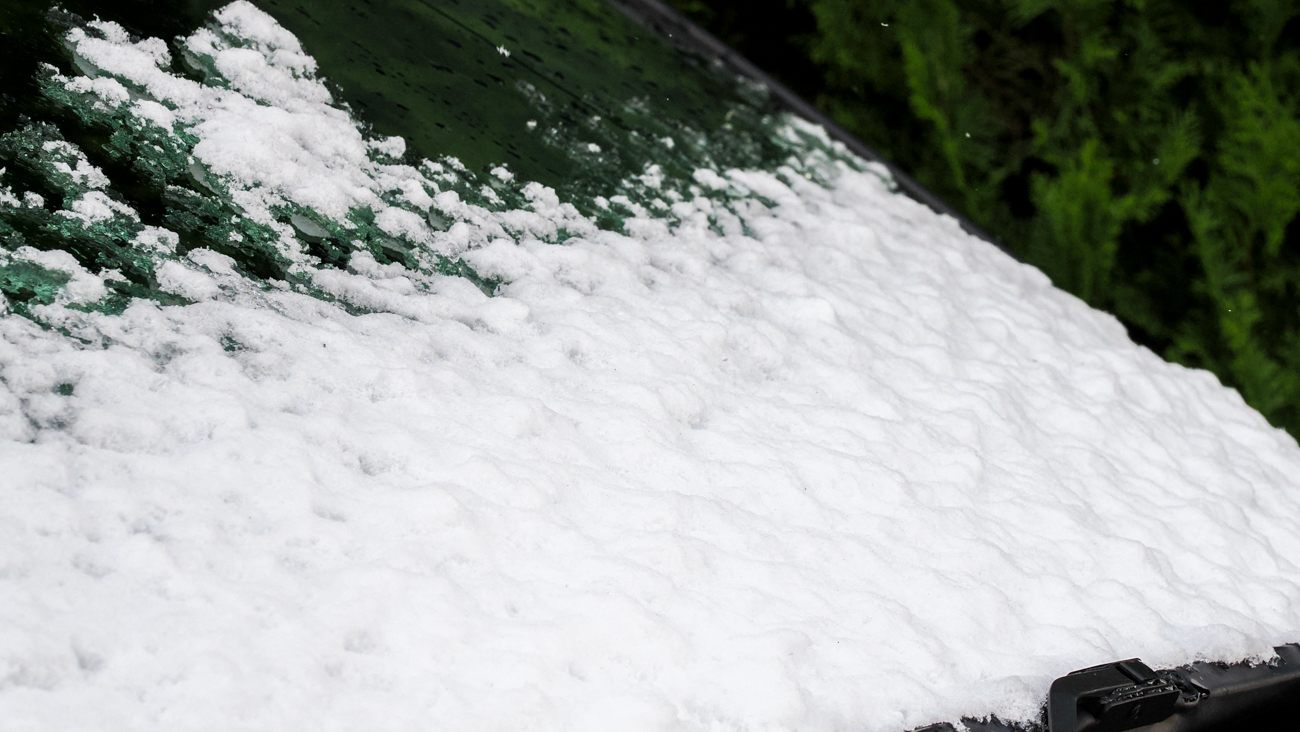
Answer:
4;4;1300;731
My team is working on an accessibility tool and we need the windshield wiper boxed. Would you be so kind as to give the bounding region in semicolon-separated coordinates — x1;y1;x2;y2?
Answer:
919;643;1300;732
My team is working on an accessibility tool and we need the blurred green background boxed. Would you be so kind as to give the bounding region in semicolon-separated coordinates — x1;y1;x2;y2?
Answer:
671;0;1300;440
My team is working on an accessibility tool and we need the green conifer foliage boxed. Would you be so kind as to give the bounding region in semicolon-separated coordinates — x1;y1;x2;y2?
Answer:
674;0;1300;438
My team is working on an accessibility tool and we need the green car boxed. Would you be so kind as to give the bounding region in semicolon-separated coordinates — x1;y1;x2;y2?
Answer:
1;1;1298;730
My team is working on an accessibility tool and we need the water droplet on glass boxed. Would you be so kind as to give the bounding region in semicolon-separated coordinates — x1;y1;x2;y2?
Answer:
290;213;331;242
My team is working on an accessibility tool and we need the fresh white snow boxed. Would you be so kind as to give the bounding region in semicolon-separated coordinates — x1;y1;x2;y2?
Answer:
3;3;1300;731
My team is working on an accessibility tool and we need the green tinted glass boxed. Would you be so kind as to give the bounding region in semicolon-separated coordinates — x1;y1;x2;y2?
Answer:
0;0;859;317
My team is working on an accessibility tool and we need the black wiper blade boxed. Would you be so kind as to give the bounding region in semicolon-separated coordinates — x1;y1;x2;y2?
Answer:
918;643;1300;732
1048;657;1184;730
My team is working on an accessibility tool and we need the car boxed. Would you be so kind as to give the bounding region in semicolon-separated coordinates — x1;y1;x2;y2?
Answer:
1;1;1298;730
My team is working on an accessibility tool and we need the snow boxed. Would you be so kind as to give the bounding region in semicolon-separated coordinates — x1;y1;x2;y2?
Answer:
44;140;110;190
56;191;138;225
4;249;110;305
3;3;1300;732
0;170;17;207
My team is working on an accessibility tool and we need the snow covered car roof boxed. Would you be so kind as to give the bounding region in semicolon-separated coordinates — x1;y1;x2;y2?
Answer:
1;1;1299;730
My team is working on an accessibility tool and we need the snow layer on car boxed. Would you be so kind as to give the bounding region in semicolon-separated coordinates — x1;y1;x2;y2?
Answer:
2;3;1300;731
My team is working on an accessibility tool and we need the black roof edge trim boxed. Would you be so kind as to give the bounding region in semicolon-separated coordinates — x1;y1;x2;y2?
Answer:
604;0;1005;251
914;643;1300;732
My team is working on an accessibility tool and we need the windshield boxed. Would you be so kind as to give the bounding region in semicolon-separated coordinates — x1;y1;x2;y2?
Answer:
2;3;1299;732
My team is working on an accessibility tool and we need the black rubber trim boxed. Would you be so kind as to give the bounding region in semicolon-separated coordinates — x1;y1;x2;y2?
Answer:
604;0;1004;250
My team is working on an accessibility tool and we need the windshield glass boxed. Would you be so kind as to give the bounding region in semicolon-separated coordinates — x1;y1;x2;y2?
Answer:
3;3;1299;732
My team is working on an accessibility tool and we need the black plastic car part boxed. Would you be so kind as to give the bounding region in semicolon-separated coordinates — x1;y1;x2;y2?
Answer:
915;644;1300;732
1048;658;1189;730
